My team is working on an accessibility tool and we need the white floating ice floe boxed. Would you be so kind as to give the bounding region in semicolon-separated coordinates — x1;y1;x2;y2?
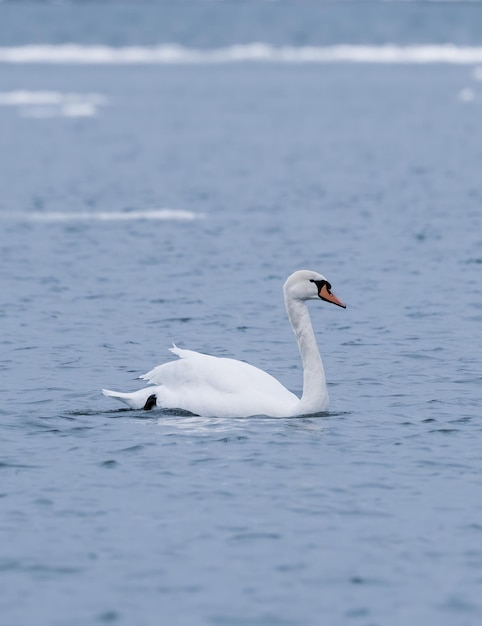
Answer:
1;210;204;223
0;90;107;118
1;44;482;65
458;88;476;103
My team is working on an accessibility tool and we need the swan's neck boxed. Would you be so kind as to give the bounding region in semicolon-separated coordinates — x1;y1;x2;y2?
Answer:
285;296;328;412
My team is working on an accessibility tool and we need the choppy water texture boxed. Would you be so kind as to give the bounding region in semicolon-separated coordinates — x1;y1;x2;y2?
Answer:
1;3;482;626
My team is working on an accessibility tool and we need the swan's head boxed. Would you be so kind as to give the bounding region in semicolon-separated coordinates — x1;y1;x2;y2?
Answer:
283;270;346;308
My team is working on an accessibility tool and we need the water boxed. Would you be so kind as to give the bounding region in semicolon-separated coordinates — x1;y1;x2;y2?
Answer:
1;2;482;625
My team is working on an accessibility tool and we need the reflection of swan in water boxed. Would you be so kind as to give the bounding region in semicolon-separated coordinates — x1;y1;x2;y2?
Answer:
102;270;346;417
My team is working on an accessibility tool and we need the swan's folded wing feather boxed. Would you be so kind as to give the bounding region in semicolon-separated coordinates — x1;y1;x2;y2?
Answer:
140;347;216;385
140;347;297;399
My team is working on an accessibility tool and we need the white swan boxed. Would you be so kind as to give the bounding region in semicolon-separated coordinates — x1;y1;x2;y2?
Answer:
102;270;346;417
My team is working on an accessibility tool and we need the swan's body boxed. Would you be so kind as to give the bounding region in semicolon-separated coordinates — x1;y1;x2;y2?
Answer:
102;270;345;417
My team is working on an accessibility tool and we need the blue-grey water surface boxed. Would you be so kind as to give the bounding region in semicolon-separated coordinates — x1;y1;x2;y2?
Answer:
1;3;482;625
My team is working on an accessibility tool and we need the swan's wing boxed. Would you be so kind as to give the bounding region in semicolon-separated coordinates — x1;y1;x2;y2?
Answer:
140;346;299;417
142;345;286;394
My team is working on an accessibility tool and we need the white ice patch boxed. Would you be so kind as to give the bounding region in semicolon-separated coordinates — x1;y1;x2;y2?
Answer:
0;90;107;118
458;88;476;103
1;209;204;223
1;44;482;65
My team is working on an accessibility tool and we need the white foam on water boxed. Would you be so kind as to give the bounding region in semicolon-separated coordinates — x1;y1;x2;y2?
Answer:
1;43;482;65
0;90;107;118
1;209;204;223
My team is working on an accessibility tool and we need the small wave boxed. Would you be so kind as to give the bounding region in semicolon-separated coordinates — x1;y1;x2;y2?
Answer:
1;209;204;223
1;43;482;65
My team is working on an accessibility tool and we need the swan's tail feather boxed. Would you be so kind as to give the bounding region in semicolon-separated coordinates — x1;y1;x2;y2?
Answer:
102;387;158;410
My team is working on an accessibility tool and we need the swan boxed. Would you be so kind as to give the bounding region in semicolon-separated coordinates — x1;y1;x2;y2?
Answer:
102;270;346;417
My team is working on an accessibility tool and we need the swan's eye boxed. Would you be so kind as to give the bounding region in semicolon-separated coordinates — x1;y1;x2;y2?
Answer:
310;279;332;293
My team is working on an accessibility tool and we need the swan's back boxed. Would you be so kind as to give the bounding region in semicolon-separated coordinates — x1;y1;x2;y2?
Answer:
142;346;298;417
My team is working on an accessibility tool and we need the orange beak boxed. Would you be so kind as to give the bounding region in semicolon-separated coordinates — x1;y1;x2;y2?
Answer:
319;283;346;308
